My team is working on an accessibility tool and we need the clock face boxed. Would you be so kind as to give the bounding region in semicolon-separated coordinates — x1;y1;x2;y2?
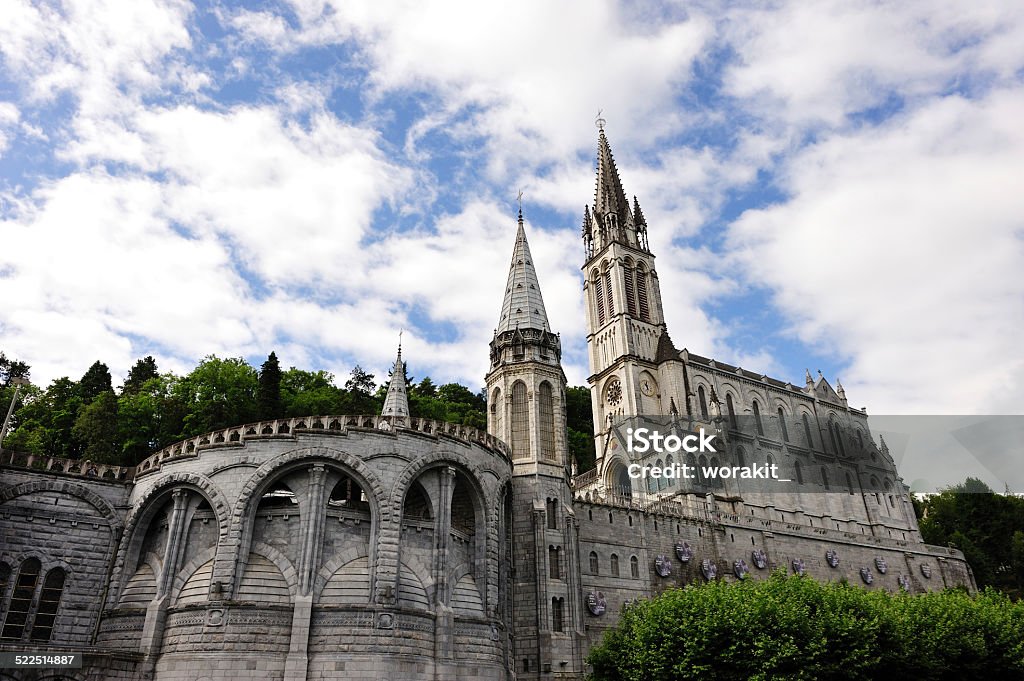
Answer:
606;379;623;406
640;379;654;396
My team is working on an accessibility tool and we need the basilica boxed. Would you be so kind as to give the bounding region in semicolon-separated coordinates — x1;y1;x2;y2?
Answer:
0;127;974;680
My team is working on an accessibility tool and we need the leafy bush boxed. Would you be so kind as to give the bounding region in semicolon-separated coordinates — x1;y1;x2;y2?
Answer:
587;573;1024;681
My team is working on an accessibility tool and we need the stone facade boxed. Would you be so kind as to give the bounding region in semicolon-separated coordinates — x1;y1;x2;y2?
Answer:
0;126;973;680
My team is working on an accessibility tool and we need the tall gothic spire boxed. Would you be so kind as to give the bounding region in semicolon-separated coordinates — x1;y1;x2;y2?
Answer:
497;209;550;333
380;339;409;420
594;128;634;227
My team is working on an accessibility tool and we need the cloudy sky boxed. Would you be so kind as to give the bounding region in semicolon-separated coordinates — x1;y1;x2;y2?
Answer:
2;0;1023;431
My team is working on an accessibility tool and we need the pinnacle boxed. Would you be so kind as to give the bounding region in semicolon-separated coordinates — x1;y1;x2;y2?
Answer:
496;211;551;333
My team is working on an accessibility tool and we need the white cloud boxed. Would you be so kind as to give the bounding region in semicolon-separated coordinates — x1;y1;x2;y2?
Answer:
728;89;1024;413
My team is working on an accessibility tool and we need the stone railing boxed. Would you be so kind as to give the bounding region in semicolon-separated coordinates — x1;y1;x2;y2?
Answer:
1;450;133;481
571;467;599;488
135;415;511;478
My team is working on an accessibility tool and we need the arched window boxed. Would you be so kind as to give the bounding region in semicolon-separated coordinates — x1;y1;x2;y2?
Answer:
726;394;737;429
623;263;637;316
828;420;840;454
846;471;855;495
821;467;830;490
698;386;708;419
510;381;530;460
802;413;814;447
647;466;659;494
778;407;789;442
30;568;65;642
491;387;502;436
752;400;764;435
552;597;564;632
736;447;746;469
630;555;640;578
548;546;560;579
665;454;675;487
604;269;614;318
593;270;606;326
1;558;41;640
546;498;558;529
538;382;557;462
795;460;803;484
857;430;864;450
611;554;620;577
636;264;650;321
589;551;599;575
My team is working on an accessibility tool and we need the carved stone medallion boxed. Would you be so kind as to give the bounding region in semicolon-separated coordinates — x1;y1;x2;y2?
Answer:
874;557;888;574
860;567;874;585
701;558;717;581
825;550;839;568
655;555;672;577
733;559;748;579
675;541;693;563
586;591;607;616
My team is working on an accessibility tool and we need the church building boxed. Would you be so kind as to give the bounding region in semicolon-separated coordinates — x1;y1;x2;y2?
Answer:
0;126;973;680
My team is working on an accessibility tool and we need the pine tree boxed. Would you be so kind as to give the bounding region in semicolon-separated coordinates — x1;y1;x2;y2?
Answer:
122;356;159;395
258;352;283;419
79;361;112;403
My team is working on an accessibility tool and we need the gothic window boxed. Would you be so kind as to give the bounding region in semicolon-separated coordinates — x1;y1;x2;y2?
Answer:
604;269;614;318
795;460;804;484
753;400;764;435
548;546;560;580
1;558;41;640
589;551;599;575
665;454;674;487
846;471;855;495
736;448;746;469
611;554;620;577
726;394;737;429
828;420;839;454
30;568;65;642
547;498;558;530
656;459;666;491
0;562;9;600
698;386;708;420
636;264;650;321
778;407;789;442
857;430;864;450
623;263;637;317
647;466;658;494
821;467;830;491
802;413;814;447
538;382;557;462
698;455;709;487
511;381;530;460
491;387;502;438
552;597;564;632
630;555;640;578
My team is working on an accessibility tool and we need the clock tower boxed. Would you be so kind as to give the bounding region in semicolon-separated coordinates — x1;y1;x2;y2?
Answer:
581;124;688;490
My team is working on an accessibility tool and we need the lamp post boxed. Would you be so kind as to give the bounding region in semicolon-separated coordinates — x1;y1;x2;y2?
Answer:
0;376;30;459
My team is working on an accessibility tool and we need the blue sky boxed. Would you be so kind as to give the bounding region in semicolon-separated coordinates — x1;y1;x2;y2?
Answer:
1;0;1023;426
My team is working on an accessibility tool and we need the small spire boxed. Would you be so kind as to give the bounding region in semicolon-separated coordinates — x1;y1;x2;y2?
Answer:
381;340;410;422
633;195;646;226
836;379;846;400
805;369;814;385
495;208;551;333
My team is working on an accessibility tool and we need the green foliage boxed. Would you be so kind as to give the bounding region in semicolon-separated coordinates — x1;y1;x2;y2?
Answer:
72;390;120;464
587;573;1024;681
257;351;283;419
918;477;1024;596
409;382;486;429
121;356;159;396
175;356;259;438
280;368;345;417
565;386;595;472
79;361;113;403
0;351;31;386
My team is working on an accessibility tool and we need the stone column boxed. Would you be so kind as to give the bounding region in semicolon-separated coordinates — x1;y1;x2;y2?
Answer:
286;464;327;681
433;467;456;663
140;488;189;659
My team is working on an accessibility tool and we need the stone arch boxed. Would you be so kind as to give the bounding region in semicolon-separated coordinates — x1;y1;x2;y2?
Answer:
0;480;121;530
109;472;229;606
313;545;370;602
603;455;632;497
223;447;387;599
242;541;299;601
389;449;503;527
170;546;218;604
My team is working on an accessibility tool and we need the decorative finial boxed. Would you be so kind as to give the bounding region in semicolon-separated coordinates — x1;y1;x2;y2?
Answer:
517;189;524;222
398;329;403;354
595;109;606;131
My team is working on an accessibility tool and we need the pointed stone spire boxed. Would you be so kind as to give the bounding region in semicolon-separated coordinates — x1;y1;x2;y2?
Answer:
805;369;814;387
594;127;631;228
381;339;409;421
497;209;550;333
633;195;646;226
836;378;847;401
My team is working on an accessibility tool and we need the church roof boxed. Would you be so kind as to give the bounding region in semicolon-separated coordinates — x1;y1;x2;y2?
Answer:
380;343;409;419
496;211;550;333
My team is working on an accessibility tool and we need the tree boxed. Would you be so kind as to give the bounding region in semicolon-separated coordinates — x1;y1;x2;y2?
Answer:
117;374;182;464
565;386;595;472
121;356;159;396
281;368;345;417
343;365;379;414
257;352;284;419
72;390;120;464
414;376;438;398
0;351;30;386
175;356;258;437
79;361;113;403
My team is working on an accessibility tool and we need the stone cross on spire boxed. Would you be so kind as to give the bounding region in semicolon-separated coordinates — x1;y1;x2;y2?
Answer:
381;338;409;422
496;207;550;333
